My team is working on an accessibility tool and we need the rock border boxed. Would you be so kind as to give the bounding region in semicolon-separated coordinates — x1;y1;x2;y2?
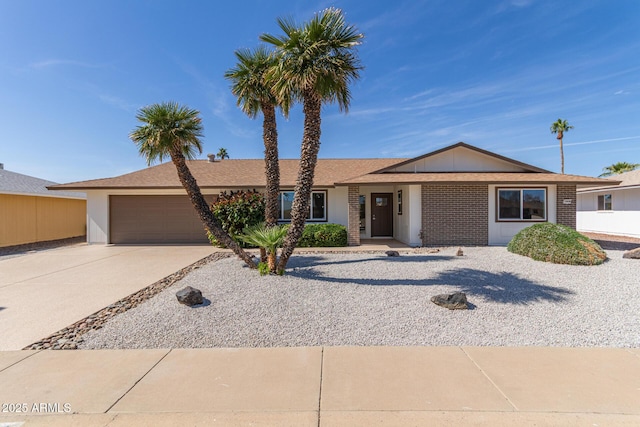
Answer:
23;252;232;350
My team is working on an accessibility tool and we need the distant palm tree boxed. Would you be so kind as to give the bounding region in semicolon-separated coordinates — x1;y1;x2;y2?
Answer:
262;8;363;273
550;118;573;174
599;161;640;177
129;101;255;268
216;147;229;159
225;46;286;229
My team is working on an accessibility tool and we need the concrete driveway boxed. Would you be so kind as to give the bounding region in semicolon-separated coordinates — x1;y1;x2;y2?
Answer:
0;244;215;350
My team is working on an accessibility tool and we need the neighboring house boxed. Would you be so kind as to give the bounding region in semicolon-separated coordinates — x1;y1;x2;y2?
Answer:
0;164;86;247
577;168;640;238
49;142;615;246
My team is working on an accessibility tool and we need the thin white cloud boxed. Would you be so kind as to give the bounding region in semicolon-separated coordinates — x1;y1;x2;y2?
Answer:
29;59;103;69
502;136;640;153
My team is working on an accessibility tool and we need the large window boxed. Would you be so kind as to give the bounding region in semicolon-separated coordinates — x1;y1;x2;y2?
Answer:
498;188;547;221
597;194;612;211
277;190;327;221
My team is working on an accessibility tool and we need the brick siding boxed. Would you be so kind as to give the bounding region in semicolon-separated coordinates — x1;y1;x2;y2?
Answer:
421;184;489;246
556;184;577;229
347;186;361;246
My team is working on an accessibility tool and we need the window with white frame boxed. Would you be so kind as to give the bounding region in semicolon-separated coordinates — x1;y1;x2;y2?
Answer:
497;188;547;221
597;194;612;211
277;190;327;221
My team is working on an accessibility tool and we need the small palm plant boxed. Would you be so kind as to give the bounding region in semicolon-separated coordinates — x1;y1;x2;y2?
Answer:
238;223;288;274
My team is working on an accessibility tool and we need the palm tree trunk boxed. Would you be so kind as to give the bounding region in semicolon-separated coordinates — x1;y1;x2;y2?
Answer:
262;102;280;227
170;151;256;269
277;92;322;273
267;250;277;272
559;138;564;174
557;130;564;174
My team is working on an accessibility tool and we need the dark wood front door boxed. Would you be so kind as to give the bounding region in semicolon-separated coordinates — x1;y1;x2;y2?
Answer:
371;193;393;237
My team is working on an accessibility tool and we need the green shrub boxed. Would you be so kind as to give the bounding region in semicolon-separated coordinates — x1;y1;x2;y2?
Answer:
297;223;348;247
507;223;607;265
209;190;265;247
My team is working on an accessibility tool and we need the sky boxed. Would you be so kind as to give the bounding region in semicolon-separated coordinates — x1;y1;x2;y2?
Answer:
1;0;639;183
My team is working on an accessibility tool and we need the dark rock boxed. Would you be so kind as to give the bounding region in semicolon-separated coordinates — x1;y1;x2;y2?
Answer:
456;247;464;256
622;247;640;259
176;286;204;306
385;250;400;257
431;292;469;310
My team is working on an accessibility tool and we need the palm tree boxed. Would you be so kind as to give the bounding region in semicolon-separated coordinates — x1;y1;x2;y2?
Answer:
129;101;255;269
238;223;288;273
262;8;363;273
216;147;229;159
225;46;286;229
599;161;640;177
550;118;573;174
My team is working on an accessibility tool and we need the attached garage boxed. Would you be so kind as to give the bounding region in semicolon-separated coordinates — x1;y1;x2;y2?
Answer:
109;195;212;244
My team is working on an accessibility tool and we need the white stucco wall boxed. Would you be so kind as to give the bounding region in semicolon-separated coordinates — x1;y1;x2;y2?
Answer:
86;187;351;244
86;191;109;244
327;186;348;226
488;184;557;245
393;184;422;246
577;187;640;237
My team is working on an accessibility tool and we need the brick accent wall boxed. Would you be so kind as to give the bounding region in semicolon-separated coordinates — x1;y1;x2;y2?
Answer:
556;184;577;229
421;184;489;246
347;186;361;246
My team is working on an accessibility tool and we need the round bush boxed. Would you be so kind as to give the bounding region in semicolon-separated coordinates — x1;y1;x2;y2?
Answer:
507;223;606;265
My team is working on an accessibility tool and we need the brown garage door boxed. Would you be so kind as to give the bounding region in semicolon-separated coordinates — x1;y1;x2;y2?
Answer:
110;195;212;244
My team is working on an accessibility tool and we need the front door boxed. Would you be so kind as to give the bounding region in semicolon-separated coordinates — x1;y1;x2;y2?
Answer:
371;193;393;237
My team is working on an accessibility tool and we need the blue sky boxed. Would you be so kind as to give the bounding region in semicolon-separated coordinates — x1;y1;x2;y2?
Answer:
1;0;639;183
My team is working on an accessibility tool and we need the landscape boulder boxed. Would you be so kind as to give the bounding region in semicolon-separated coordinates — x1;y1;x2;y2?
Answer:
176;286;204;306
431;292;469;310
385;250;400;257
622;247;640;259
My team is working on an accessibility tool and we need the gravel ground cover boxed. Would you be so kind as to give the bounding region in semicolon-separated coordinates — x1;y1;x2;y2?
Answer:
79;247;640;349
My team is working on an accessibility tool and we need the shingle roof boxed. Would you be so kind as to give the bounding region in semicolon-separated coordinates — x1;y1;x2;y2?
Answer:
0;169;85;198
576;168;640;192
336;172;618;186
47;142;619;192
49;158;406;190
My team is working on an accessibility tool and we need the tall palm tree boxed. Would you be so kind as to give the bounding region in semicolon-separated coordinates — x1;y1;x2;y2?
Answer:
225;46;286;229
599;161;640;177
550;118;573;174
129;101;255;269
262;8;363;273
216;147;229;159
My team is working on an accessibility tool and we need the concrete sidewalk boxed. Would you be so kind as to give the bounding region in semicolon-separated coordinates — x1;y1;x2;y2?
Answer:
0;346;639;426
0;245;215;350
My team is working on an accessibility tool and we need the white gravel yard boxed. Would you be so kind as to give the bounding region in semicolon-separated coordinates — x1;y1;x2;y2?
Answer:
79;247;640;349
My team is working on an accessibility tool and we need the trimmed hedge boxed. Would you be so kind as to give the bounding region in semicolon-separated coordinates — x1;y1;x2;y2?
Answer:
296;223;348;247
507;223;607;265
